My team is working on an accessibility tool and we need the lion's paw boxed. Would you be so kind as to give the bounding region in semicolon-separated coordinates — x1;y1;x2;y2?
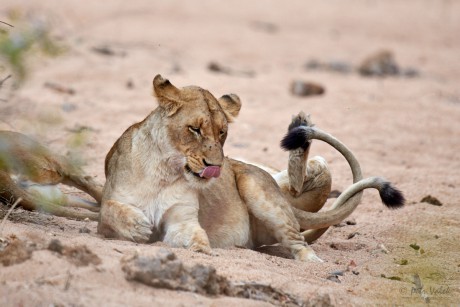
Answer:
129;215;153;243
295;246;324;263
102;204;153;243
288;111;314;131
190;242;216;255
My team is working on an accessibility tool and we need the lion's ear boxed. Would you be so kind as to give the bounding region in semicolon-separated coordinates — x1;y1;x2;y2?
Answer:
218;94;241;122
153;74;182;116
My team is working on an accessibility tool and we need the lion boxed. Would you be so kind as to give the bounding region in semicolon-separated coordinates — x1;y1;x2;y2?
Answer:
97;75;405;262
0;131;102;220
0;75;404;261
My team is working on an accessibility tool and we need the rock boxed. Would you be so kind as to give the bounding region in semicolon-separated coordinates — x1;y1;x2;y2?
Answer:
250;21;278;33
126;79;134;89
329;241;366;251
79;226;91;234
61;102;77;112
305;59;321;70
290;80;325;97
48;239;64;253
121;248;229;295
345;219;357;225
231;282;304;306
329;270;345;276
44;82;76;95
347;232;360;240
402;67;420;78
327;61;353;73
304;59;352;74
379;243;390;254
358;50;400;77
207;62;255;77
48;239;101;266
420;195;443;206
122;249;305;305
326;275;341;283
334;218;355;228
0;237;35;266
91;45;126;57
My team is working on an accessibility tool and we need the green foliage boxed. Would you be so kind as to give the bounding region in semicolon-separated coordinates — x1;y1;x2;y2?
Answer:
0;10;64;82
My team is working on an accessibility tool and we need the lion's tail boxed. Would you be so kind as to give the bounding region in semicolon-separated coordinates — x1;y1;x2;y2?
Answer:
281;126;405;240
292;177;404;230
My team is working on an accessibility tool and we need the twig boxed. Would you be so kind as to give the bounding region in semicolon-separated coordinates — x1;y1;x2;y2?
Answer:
0;197;22;236
0;21;14;28
64;270;72;291
0;75;12;88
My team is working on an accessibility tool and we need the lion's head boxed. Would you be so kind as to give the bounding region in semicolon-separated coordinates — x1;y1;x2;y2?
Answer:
153;75;241;183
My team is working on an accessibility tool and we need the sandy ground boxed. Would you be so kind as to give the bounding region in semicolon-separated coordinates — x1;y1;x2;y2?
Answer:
1;0;460;306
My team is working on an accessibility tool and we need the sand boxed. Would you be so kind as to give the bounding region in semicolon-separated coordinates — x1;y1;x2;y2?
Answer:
1;0;459;305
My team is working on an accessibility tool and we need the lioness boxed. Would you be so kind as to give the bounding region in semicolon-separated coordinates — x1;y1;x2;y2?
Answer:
0;131;102;220
97;75;404;262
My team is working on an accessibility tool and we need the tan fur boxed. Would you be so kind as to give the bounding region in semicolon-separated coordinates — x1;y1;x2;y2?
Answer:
0;131;103;220
98;75;334;262
1;75;400;262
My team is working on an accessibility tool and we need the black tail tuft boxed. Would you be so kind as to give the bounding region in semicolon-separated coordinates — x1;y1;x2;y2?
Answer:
379;182;405;209
280;127;308;151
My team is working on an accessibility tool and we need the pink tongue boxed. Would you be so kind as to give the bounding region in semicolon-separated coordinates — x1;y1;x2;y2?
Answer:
199;166;221;179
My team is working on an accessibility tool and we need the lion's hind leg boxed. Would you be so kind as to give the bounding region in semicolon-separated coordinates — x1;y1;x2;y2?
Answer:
0;170;98;220
232;161;323;262
275;156;331;214
276;112;332;213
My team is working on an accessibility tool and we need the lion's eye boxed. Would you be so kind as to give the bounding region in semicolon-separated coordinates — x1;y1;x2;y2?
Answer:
189;126;201;135
219;130;226;136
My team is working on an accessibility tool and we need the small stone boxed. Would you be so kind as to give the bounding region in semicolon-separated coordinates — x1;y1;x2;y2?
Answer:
347;232;360;240
290;80;325;97
91;45;126;57
329;270;344;276
326;275;341;283
379;244;389;254
48;239;64;254
402;67;420;78
304;59;321;70
346;219;357;225
358;50;400;77
79;226;91;234
62;102;77;112
327;61;352;73
420;195;443;206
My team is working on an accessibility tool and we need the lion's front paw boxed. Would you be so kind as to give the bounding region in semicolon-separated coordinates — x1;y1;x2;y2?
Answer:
190;242;215;255
295;246;324;263
129;215;153;243
189;229;215;255
100;202;153;243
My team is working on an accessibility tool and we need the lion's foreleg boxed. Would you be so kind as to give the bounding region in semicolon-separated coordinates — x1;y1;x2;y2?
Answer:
161;203;213;255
